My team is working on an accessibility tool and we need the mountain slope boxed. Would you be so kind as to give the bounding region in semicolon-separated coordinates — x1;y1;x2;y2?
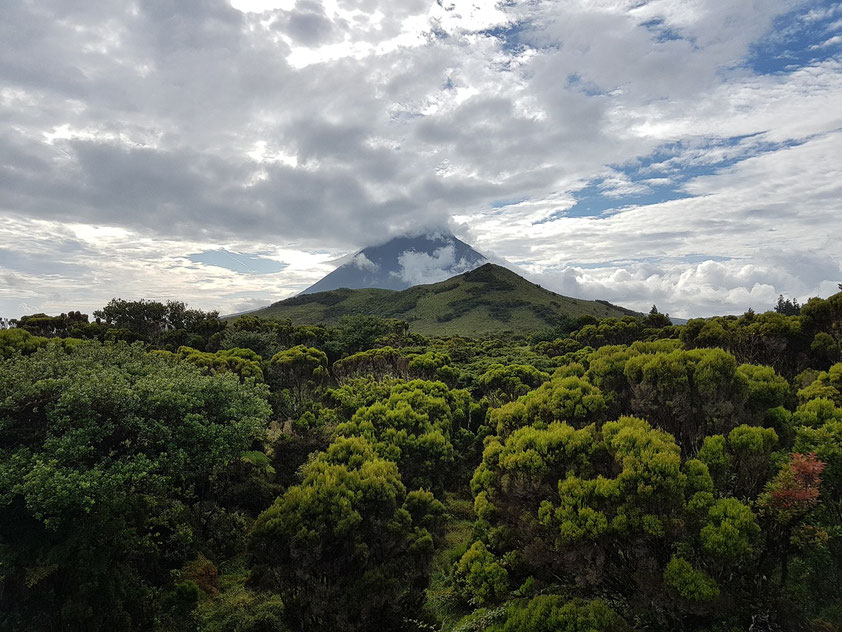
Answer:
252;263;640;336
301;233;487;294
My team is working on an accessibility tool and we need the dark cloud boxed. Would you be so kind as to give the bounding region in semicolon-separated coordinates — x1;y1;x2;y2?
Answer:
280;1;343;47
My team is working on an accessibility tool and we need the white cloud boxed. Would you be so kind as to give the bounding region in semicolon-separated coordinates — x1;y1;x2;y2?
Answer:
351;252;379;272
395;245;486;286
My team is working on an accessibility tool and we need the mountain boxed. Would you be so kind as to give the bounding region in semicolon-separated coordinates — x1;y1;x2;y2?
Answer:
251;263;640;336
300;233;487;294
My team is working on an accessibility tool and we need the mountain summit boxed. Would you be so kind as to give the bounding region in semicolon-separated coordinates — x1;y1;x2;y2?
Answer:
301;233;487;294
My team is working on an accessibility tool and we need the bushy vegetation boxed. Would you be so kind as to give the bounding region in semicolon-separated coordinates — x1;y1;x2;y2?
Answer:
2;288;842;631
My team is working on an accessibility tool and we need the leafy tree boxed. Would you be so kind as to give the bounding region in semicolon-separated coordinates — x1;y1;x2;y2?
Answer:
267;345;329;417
408;350;459;385
775;295;802;316
219;315;296;358
249;437;445;631
0;342;271;631
478;364;550;407
93;298;224;349
575;316;645;348
663;557;720;602
454;541;509;606
325;314;394;357
333;346;409;382
336;380;472;489
797;363;842;405
584;340;683;415
488;374;607;437
172;346;265;381
0;327;49;358
13;311;89;337
758;453;826;585
644;305;672;329
727;425;779;497
681;312;809;378
802;292;842;359
469;417;686;600
624;348;750;452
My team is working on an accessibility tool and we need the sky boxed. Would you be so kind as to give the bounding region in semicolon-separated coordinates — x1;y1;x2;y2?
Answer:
1;0;841;320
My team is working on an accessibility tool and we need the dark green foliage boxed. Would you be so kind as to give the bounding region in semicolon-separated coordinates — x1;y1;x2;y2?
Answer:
0;342;271;631
478;364;551;407
0;327;50;357
327;314;396;356
249;438;445;631
13;310;89;337
775;295;802;316
267;345;328;417
93;298;225;350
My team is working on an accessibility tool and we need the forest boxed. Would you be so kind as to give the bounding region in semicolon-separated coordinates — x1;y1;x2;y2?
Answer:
1;290;842;631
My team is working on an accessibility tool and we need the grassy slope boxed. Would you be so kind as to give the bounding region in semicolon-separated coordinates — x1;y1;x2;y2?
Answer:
251;264;639;336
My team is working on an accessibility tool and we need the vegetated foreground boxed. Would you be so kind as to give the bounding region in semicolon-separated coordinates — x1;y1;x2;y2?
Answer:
249;263;640;336
1;288;842;631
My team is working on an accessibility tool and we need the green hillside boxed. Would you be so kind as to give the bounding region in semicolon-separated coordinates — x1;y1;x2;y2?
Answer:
251;263;640;336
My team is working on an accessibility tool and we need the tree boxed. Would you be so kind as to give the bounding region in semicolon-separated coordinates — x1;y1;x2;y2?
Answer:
624;348;749;453
249;437;444;631
644;305;672;329
325;315;394;357
93;298;224;348
332;346;409;383
802;292;842;362
469;417;688;601
488;374;607;437
453;541;509;605
267;345;328;417
335;380;470;490
0;342;271;631
478;363;550;407
172;346;265;381
758;453;826;585
775;295;802;316
0;328;49;358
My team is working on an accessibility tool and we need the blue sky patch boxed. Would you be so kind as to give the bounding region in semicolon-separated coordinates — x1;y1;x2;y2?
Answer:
188;250;287;274
536;133;813;223
490;197;527;209
746;1;842;74
639;17;687;43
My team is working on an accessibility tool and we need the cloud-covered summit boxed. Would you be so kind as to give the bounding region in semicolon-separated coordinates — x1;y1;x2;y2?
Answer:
1;0;841;319
300;233;487;294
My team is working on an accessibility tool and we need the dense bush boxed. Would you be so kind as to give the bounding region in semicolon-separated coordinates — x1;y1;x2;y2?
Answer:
0;342;271;630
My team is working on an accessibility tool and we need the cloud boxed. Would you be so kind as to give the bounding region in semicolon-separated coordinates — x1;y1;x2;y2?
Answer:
395;245;486;286
351;253;379;272
0;0;840;318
